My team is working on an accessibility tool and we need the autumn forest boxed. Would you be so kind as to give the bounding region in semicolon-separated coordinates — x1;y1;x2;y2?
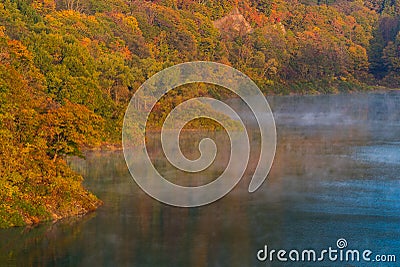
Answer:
0;0;399;227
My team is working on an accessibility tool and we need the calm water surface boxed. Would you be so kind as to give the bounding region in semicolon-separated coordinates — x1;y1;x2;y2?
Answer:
1;92;400;266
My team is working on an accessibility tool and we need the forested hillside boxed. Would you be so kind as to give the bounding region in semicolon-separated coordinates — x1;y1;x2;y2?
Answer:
0;0;399;227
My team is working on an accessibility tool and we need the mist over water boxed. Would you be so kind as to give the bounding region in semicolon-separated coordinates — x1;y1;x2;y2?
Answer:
0;91;399;266
269;91;400;126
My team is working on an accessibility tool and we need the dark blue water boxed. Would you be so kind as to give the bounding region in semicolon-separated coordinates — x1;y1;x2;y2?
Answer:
0;91;399;267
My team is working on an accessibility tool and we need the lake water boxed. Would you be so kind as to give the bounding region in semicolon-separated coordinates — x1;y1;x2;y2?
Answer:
1;92;399;266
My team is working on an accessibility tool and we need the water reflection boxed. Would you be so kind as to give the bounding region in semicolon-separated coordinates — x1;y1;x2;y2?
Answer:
0;92;399;266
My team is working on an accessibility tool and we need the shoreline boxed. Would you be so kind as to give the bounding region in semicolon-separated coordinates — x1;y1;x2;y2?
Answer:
83;87;400;153
4;88;398;229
